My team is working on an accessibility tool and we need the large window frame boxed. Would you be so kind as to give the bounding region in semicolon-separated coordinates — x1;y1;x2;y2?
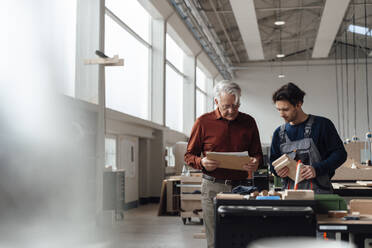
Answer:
165;33;187;132
104;4;152;120
195;66;210;119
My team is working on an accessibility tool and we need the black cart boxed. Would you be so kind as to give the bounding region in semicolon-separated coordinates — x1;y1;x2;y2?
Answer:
214;199;317;248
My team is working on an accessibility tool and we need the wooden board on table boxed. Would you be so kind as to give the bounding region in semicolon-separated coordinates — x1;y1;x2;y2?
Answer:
282;189;314;200
350;199;372;215
356;181;372;186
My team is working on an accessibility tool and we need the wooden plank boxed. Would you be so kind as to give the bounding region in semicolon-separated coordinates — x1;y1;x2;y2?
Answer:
193;233;206;239
332;183;345;189
272;154;303;183
168;175;182;180
206;152;250;171
350;199;372;215
333;166;372;180
181;194;201;200
157;180;167;216
317;214;372;224
181;200;202;210
190;172;203;177
181;186;201;194
356;181;372;186
181;176;202;183
166;180;173;212
282;189;314;200
216;193;245;200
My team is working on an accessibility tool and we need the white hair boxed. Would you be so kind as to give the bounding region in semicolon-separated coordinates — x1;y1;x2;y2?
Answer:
214;80;241;104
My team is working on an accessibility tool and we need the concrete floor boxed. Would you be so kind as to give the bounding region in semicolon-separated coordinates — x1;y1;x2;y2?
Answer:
0;204;206;248
102;204;206;248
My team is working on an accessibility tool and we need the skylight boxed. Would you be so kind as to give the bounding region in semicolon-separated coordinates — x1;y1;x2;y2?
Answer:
348;24;372;36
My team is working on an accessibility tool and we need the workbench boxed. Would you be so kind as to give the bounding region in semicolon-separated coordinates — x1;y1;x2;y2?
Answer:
214;194;372;248
317;214;372;248
332;182;372;197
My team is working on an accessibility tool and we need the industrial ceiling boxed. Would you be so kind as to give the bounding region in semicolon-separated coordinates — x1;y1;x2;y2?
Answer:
170;0;372;78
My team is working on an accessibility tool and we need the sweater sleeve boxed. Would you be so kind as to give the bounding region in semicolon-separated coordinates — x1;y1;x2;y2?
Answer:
312;118;347;177
184;119;203;170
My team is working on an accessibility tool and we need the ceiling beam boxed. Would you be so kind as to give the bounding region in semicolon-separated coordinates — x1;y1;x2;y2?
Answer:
230;0;264;60
256;6;323;11
312;0;351;58
209;0;240;63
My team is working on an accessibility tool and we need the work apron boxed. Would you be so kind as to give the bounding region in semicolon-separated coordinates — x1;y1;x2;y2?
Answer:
279;115;333;194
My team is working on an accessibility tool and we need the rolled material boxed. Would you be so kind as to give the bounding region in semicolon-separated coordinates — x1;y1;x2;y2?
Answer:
294;160;303;190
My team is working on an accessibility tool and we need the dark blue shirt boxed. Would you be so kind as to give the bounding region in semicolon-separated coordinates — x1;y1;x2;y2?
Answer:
269;115;347;178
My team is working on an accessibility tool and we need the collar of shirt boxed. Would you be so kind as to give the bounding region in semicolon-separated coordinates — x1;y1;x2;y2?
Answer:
214;108;242;121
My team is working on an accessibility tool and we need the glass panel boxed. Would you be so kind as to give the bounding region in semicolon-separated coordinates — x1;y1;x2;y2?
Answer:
105;0;150;43
166;65;183;132
196;67;207;92
196;90;206;118
105;137;117;170
165;146;175;167
105;17;149;120
166;34;183;71
54;1;77;97
348;24;370;36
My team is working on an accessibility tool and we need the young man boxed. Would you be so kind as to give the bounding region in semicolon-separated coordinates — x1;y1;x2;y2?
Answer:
270;82;347;193
185;80;263;248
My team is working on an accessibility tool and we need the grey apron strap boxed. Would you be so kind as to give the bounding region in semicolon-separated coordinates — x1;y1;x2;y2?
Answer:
279;124;287;144
304;115;314;138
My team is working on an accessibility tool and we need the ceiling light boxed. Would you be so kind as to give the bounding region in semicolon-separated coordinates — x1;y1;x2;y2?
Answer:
275;21;285;26
276;54;285;58
278;74;285;78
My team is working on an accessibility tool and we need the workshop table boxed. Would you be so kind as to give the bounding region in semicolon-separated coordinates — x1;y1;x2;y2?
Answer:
317;214;372;248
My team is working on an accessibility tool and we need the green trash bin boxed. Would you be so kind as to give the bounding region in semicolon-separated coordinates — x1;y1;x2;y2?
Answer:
314;194;347;214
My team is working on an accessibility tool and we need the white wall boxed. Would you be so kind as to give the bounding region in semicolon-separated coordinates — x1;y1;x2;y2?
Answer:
235;60;372;144
106;108;188;202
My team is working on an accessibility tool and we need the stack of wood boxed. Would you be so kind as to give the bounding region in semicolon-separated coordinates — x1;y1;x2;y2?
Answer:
272;154;303;183
282;189;314;200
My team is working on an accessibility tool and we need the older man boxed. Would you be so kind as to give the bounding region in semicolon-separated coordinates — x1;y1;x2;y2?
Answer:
185;80;263;248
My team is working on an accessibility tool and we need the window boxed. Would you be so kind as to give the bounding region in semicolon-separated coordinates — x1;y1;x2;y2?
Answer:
105;1;151;120
196;67;206;92
196;67;207;118
9;1;77;97
165;65;183;131
105;137;117;171
165;34;185;132
348;24;372;36
54;1;77;98
105;0;150;43
166;34;183;70
196;90;206;118
165;146;175;167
